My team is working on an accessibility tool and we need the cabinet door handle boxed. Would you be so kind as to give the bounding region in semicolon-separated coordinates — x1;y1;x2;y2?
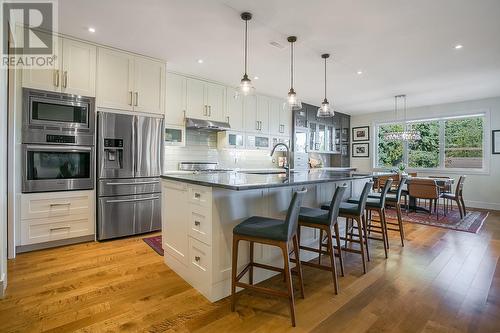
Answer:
194;193;201;199
256;121;259;130
194;221;201;226
50;202;71;207
129;91;133;106
203;105;207;116
195;256;201;262
54;70;60;87
208;105;212;117
134;92;139;106
63;71;68;88
226;116;230;123
50;226;70;232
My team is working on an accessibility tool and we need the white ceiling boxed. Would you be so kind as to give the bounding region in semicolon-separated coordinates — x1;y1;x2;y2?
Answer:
58;0;500;115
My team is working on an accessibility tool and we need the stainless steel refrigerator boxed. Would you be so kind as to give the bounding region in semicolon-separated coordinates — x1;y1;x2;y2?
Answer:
96;112;163;240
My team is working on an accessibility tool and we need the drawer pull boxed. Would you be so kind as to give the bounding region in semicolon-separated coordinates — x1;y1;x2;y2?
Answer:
50;203;71;207
194;193;201;199
195;256;201;262
50;226;70;231
106;181;159;186
194;221;201;226
106;196;160;204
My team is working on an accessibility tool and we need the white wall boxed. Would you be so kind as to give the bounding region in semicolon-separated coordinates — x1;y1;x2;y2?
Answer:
350;96;500;210
0;2;8;296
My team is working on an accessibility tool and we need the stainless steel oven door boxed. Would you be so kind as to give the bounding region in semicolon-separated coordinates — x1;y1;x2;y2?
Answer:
22;144;94;193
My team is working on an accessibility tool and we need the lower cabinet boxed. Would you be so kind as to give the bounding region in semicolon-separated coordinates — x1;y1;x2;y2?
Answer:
20;190;95;245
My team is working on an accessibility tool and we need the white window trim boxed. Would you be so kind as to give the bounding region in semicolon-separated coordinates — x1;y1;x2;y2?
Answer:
372;110;491;175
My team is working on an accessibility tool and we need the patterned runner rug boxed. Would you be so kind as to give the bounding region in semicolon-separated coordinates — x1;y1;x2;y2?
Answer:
143;235;164;256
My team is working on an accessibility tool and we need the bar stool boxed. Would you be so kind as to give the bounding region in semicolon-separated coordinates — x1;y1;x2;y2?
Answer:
295;185;347;294
231;188;307;327
369;177;406;246
322;181;373;274
348;179;393;259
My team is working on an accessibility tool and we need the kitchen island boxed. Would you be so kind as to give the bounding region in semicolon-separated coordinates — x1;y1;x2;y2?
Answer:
160;170;372;302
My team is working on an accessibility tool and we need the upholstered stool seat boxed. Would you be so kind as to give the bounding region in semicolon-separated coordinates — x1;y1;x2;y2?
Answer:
233;216;290;241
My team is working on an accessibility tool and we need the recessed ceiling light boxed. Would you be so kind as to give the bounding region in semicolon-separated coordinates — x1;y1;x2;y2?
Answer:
454;44;463;49
253;76;259;80
88;27;96;33
197;59;204;64
356;71;363;75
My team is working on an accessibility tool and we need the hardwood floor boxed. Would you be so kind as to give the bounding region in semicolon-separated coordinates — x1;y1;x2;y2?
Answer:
1;210;499;332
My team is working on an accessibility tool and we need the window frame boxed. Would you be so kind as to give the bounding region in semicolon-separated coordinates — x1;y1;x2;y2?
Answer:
373;111;490;174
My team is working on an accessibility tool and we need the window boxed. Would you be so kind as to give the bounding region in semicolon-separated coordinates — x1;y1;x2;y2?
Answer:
375;114;485;170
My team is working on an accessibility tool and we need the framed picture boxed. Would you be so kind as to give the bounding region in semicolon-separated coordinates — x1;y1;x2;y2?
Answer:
493;130;500;154
352;143;369;158
352;126;370;141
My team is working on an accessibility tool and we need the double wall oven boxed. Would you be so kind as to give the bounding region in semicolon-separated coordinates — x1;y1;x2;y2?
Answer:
22;88;95;193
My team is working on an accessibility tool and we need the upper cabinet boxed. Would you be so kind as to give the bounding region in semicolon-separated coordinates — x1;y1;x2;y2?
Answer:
165;73;187;126
225;87;244;131
185;78;225;122
269;98;291;137
244;95;269;134
22;36;96;97
97;47;165;115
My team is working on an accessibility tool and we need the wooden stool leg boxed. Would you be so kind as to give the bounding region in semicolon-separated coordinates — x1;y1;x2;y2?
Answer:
231;236;239;312
292;234;305;299
344;218;350;249
396;203;405;247
361;214;370;262
460;196;467;217
355;217;367;274
249;241;254;285
326;227;339;294
380;209;388;259
318;229;323;265
334;223;345;277
281;242;296;327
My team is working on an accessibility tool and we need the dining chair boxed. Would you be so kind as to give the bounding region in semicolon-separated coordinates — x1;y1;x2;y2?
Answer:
231;188;307;327
429;176;452;194
442;175;467;218
407;178;442;220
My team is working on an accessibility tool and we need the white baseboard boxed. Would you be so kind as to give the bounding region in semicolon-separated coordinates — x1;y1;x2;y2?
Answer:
464;200;500;211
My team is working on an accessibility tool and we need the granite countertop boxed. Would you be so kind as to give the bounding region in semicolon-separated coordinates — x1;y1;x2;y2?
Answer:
161;169;372;191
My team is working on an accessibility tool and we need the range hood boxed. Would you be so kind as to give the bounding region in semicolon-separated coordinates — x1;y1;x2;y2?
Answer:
185;118;231;131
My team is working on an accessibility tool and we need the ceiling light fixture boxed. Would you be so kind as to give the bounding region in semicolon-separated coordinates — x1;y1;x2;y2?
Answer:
197;59;204;64
357;70;363;75
383;95;421;141
284;36;302;111
88;27;96;33
317;53;334;118
236;12;255;98
454;44;463;49
253;76;259;80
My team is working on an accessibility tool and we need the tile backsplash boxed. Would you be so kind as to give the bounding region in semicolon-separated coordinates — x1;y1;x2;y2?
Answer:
163;129;279;171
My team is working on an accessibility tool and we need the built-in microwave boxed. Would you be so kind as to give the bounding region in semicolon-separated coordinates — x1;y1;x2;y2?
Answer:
218;131;245;149
22;144;94;193
246;134;270;150
22;88;95;146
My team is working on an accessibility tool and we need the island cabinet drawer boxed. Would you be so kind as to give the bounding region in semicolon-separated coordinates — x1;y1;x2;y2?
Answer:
21;191;93;220
188;208;211;245
188;237;212;294
188;185;212;208
20;215;94;245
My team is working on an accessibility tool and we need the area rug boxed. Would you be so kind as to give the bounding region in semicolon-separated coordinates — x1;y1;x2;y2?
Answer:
143;235;164;256
384;208;488;234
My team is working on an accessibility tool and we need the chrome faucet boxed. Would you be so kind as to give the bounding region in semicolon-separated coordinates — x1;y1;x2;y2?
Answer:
270;143;291;178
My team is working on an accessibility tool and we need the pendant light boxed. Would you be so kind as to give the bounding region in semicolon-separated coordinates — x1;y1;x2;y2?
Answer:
284;36;302;111
236;12;255;98
383;95;421;141
316;53;334;117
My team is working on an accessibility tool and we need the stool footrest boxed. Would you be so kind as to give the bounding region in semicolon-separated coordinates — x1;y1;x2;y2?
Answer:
235;281;288;298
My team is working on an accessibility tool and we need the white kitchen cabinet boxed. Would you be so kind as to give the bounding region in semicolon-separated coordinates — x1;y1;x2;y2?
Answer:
165;73;187;126
23;35;96;97
269;97;291;137
97;48;134;110
224;87;244;131
185;78;225;122
97;47;166;114
256;95;270;134
162;181;189;265
280;101;292;137
61;39;96;96
243;95;258;132
19;190;95;245
186;78;206;119
133;57;165;115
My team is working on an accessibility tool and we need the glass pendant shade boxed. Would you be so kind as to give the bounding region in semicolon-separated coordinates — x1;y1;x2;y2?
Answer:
284;88;302;111
317;53;334;117
236;12;254;99
317;99;334;117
